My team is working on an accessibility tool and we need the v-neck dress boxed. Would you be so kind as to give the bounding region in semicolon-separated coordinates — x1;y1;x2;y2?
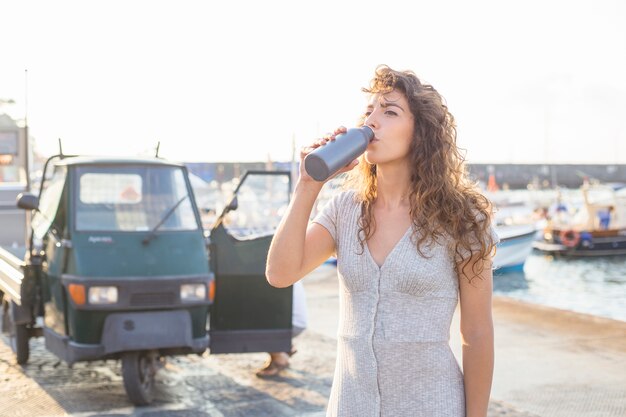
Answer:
312;190;498;417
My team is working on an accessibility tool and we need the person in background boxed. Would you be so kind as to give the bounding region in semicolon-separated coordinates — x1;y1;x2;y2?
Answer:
598;206;614;230
255;280;308;377
265;65;498;416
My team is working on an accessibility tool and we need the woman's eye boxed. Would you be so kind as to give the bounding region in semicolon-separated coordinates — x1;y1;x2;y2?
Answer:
385;110;398;116
363;111;372;117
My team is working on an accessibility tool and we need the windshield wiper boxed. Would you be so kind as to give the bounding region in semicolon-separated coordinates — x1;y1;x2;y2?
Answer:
142;195;188;245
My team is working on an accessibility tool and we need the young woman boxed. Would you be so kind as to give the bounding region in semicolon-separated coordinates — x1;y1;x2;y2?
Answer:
266;65;498;417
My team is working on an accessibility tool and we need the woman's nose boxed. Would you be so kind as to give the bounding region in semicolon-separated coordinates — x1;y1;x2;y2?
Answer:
364;112;379;130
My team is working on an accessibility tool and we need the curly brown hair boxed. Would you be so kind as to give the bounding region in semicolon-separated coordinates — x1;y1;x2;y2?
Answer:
344;65;496;278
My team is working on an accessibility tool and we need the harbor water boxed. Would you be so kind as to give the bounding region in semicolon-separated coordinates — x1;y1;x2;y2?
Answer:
488;187;626;322
493;251;626;322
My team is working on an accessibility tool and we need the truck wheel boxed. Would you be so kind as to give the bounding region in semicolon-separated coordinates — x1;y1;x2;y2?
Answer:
121;351;158;406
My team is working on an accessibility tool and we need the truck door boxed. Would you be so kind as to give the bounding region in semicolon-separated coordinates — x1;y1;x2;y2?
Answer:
209;170;293;354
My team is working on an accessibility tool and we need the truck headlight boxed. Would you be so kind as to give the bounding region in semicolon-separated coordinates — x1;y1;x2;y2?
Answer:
180;283;206;301
88;286;118;304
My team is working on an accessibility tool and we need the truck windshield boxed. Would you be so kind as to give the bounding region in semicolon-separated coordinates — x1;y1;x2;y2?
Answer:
75;165;198;232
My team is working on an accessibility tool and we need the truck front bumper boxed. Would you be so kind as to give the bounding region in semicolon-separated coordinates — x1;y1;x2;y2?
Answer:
44;310;208;365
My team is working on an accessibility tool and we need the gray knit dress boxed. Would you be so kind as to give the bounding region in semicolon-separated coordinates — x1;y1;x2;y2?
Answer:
313;190;498;417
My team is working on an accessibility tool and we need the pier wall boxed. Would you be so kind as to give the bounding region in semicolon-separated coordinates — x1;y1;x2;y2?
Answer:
185;162;626;190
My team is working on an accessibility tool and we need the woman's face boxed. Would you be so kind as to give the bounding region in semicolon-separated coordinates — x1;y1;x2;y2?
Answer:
363;89;415;166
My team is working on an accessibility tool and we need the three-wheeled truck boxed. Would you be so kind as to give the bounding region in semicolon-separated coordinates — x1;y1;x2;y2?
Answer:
0;154;293;405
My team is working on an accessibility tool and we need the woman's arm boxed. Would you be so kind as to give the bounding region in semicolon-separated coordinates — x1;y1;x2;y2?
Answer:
266;129;354;288
458;256;495;417
265;179;336;288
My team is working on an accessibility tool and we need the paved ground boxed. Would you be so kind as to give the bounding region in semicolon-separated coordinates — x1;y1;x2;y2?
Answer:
1;264;624;417
0;324;533;417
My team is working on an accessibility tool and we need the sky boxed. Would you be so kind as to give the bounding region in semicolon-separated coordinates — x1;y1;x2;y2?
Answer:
1;0;625;164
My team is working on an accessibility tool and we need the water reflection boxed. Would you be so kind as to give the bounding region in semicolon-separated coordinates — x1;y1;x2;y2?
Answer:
493;270;529;291
493;251;626;321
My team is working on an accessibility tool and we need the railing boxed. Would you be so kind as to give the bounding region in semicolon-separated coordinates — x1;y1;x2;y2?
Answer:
0;246;24;304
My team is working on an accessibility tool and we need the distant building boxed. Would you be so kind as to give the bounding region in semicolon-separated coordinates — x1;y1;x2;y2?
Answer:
0;113;30;247
467;164;626;189
0;113;27;183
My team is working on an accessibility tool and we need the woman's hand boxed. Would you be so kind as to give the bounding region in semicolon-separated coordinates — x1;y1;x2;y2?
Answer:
298;126;360;183
267;129;344;288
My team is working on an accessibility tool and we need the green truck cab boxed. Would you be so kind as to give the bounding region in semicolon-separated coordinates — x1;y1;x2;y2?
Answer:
0;154;293;405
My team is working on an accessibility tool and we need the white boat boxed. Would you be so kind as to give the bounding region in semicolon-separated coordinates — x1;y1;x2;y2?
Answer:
493;224;537;272
485;190;542;272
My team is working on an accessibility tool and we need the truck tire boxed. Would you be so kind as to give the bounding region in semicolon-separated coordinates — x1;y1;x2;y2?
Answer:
121;351;158;406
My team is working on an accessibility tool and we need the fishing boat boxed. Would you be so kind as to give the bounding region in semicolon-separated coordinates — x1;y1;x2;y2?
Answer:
533;183;626;256
493;223;537;272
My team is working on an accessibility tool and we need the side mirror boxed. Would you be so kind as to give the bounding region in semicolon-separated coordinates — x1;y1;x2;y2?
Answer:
224;196;238;213
16;192;39;211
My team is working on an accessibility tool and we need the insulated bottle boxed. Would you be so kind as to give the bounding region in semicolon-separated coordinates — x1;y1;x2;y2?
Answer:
304;126;374;182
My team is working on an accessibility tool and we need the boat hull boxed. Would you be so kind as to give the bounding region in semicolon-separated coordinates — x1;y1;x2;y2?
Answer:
533;228;626;256
494;227;537;272
533;237;626;256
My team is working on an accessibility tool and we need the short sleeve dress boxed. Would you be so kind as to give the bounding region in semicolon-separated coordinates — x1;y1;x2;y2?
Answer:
312;190;499;417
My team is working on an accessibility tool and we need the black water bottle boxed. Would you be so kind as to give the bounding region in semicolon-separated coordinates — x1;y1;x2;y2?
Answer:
304;126;374;182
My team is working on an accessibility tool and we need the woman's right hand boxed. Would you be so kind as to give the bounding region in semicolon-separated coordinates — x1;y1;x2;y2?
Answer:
298;126;359;183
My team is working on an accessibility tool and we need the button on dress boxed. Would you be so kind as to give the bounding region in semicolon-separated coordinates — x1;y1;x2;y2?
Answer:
313;190;498;417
